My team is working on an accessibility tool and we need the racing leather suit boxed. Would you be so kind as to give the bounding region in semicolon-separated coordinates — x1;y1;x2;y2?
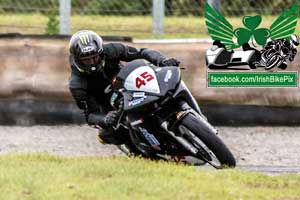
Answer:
69;43;168;143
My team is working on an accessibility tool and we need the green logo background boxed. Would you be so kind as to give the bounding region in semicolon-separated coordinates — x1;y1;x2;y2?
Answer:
205;2;299;49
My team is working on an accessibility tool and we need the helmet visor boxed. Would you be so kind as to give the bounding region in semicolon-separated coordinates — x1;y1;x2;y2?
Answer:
76;53;104;73
79;54;101;65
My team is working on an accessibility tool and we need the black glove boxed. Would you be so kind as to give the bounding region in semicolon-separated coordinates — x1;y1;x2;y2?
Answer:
104;110;120;127
159;58;180;67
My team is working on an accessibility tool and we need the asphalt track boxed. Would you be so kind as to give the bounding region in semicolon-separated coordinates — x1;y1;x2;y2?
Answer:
0;125;300;175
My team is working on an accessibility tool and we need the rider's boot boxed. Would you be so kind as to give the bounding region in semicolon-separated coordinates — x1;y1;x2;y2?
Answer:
97;127;128;145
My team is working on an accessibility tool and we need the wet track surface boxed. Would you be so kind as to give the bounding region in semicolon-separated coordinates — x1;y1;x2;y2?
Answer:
0;125;300;174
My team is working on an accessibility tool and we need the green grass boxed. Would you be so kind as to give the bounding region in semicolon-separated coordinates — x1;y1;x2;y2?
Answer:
1;14;296;39
0;154;300;200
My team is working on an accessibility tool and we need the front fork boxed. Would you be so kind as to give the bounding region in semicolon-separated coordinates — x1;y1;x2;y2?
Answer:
158;101;198;156
160;114;198;155
159;101;217;157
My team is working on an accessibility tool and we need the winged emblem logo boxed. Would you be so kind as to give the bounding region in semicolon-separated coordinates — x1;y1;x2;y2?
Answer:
205;2;299;50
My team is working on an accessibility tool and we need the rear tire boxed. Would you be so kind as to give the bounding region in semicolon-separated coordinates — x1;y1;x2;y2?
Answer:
180;113;236;168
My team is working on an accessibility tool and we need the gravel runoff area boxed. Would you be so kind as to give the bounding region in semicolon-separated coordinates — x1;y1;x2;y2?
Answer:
0;125;299;166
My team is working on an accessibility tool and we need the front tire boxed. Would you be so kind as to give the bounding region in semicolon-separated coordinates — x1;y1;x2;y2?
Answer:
179;113;236;168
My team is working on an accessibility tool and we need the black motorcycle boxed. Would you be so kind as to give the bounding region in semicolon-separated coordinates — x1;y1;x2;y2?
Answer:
110;59;236;169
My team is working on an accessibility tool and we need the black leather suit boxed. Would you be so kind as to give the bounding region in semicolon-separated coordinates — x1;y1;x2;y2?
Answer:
69;43;166;129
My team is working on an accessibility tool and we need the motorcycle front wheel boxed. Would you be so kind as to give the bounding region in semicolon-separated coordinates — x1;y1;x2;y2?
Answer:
179;113;236;169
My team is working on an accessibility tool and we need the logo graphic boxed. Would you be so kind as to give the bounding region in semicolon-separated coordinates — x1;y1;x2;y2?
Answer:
204;2;300;87
82;46;95;53
79;34;90;45
205;2;298;50
135;71;154;89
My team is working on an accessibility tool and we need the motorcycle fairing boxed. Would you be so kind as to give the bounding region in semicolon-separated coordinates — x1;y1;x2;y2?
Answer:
122;90;160;111
114;59;156;91
116;60;181;111
155;67;181;97
124;65;161;94
171;81;202;115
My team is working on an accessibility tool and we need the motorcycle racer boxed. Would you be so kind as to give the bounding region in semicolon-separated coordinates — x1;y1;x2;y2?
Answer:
68;30;180;144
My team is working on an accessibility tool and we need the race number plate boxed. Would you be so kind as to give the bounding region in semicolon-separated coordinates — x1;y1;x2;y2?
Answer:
124;66;160;93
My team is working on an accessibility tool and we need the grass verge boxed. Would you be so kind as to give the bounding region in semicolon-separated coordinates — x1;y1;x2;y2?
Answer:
0;14;295;39
0;154;300;199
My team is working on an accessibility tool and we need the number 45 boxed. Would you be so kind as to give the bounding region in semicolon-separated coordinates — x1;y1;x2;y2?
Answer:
136;71;154;89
